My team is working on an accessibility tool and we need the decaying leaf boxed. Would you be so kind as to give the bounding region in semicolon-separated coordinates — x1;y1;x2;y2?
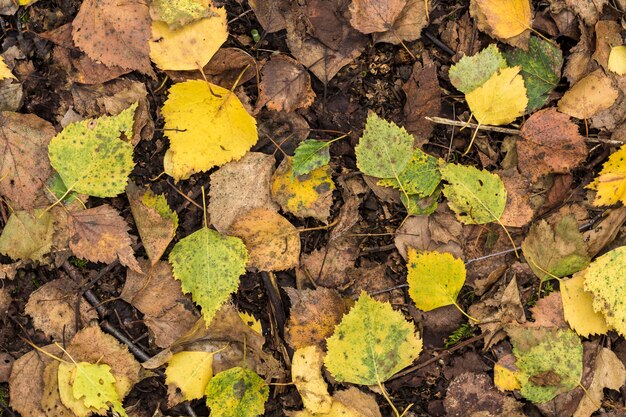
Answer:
470;0;531;47
494;354;522;392
449;44;506;94
150;0;216;29
324;292;423;385
292;345;332;414
561;272;609;337
257;55;315;112
204;367;269;417
165;351;213;405
162;80;257;180
348;0;406;34
372;0;429;44
558;69;619;120
445;372;524;417
0;209;53;262
68;204;141;272
587;144;626;207
402;52;441;141
498;169;534;227
528;292;567;329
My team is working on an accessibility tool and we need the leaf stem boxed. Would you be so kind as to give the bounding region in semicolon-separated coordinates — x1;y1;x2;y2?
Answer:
377;380;401;417
451;300;480;323
201;185;208;229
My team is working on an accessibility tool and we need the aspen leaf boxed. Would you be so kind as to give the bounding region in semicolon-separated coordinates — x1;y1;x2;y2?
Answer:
162;80;257;180
0;56;16;80
470;0;531;41
292;139;331;177
292;346;332;414
608;45;626;75
465;66;528;126
449;44;506;94
0;209;53;262
150;0;216;29
521;216;590;282
583;246;626;337
48;103;136;197
324;292;423;385
440;163;506;224
406;249;466;312
166;351;213;404
560;272;609;337
587;144;626;206
507;327;582;403
169;227;248;325
355;112;414;179
204;367;269;417
377;148;441;197
149;6;227;71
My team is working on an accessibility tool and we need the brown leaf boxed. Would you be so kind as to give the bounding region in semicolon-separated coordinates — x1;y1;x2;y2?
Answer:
518;108;587;181
528;292;567;329
248;0;287;33
68;204;140;272
122;259;198;348
593;20;622;70
257;55;315;113
284;287;347;350
333;388;382;417
25;277;98;341
0;79;23;112
402;53;440;144
498;168;534;228
208;152;279;233
591;75;626;131
563;21;593;84
440;12;481;59
256;110;310;155
583;207;626;257
558;69;619;119
301;245;358;286
372;0;429;44
72;0;152;74
562;0;608;26
0;112;55;210
349;0;407;34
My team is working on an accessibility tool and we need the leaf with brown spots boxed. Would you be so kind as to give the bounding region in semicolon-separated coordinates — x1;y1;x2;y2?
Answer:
72;0;152;75
68;204;141;272
518;108;587;181
256;55;315;113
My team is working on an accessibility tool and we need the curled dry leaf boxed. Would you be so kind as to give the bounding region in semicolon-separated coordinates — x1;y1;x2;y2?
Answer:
558;69;619;119
257;54;315;113
68;204;141;272
583;207;626;257
562;0;608;26
592;20;622;70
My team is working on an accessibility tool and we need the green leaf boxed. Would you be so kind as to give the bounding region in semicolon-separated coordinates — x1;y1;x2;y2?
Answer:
292;139;331;177
584;246;626;337
440;163;506;224
205;367;269;417
507;327;582;403
45;172;78;204
324;292;423;385
169;227;248;325
449;44;507;93
521;216;590;282
48;103;137;198
66;362;128;417
0;209;53;261
505;37;563;112
406;249;466;312
377;148;441;196
401;188;440;216
355;113;414;179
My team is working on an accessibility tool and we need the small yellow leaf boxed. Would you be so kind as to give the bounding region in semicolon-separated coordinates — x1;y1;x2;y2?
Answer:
561;272;609;337
0;56;16;81
292;346;332;414
471;0;531;40
465;66;528;125
149;6;227;70
587;144;626;206
407;249;466;312
165;351;213;404
494;354;521;392
608;46;626;75
238;311;262;334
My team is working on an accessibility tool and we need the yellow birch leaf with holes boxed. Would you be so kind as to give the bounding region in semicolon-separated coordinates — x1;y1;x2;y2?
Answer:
292;346;332;414
324;292;422;385
494;354;521;391
165;351;213;405
560;272;609;337
608;46;626;75
470;0;531;40
162;80;257;181
583;246;626;337
271;157;335;222
406;248;466;311
0;56;16;80
465;66;528;126
149;6;227;70
587;144;626;206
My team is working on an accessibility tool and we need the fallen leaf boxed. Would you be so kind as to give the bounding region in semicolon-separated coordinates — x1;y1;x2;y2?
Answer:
68;204;141;272
498;169;534;227
377;148;441;196
292;140;332;177
561;272;609;337
25;277;98;341
348;0;407;34
126;182;178;265
592;20;622;70
583;207;626;257
470;0;532;47
494;354;522;391
608;46;626;75
165;351;213;405
292;345;332;414
558;69;619;119
204;367;269;417
271;157;335;222
445;372;525;417
0;112;55;209
449;44;506;94
41;361;74;417
284;287;347;350
522;216;589;282
169;227;248;325
72;0;152;74
149;6;227;71
150;0;216;29
121;260;198;348
0;56;15;80
587;144;626;206
518;108;587;181
562;0;608;26
324;292;423;385
402;52;441;142
208;152;278;233
372;0;429;44
0;209;54;262
162;80;257;180
248;0;287;33
257;55;315;112
528;292;567;329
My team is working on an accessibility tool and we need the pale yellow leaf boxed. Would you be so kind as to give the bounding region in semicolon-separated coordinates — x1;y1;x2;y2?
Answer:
166;351;213;404
292;346;332;414
0;56;16;81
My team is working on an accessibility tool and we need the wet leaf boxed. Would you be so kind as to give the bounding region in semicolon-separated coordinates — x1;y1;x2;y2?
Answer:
449;44;506;94
204;367;269;417
292;139;331;177
587;144;626;206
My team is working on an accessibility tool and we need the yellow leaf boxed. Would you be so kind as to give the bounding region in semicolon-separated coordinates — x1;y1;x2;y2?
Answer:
494;356;521;392
162;80;257;180
292;346;332;414
58;362;100;417
471;0;531;40
238;311;262;334
561;272;609;337
608;46;626;75
587;144;626;206
406;249;466;312
271;157;335;222
149;6;227;70
0;56;16;81
165;351;213;404
465;66;528;125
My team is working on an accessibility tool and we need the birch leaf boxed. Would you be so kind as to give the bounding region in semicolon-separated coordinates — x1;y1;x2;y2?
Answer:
204;367;268;417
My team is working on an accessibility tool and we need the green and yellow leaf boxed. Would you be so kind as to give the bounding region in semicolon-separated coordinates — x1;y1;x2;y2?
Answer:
205;367;269;417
